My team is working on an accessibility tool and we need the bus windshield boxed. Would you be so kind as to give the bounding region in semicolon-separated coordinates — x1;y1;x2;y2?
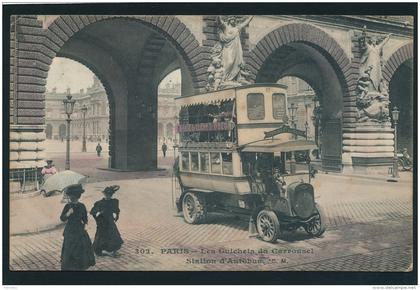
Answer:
242;151;311;178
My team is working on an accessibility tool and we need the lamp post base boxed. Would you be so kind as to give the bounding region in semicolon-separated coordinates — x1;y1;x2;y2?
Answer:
392;156;400;179
82;140;87;152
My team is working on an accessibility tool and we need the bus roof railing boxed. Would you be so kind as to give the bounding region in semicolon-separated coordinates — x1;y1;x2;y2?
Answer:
175;83;288;101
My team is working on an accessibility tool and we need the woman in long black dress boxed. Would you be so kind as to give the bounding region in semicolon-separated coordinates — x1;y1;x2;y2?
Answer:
60;184;95;270
90;185;123;257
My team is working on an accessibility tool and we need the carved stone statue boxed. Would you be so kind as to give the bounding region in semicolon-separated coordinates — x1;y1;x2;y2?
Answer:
206;16;253;91
356;27;391;123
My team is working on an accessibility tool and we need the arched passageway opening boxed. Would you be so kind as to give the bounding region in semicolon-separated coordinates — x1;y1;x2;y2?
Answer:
58;124;66;140
389;59;414;155
277;76;321;156
45;124;53;139
251;25;351;171
45;57;110;169
44;16;199;170
157;69;181;168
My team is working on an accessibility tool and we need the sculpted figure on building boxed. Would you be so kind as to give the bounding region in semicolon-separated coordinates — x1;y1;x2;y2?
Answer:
356;27;392;122
206;16;253;91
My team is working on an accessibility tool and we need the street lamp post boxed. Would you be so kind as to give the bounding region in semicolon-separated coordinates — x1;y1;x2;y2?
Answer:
63;94;75;170
311;96;322;159
81;105;87;152
392;106;400;179
288;103;298;139
288;102;298;174
304;97;312;140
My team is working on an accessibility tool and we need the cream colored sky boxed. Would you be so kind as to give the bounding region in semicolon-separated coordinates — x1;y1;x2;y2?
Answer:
46;57;180;93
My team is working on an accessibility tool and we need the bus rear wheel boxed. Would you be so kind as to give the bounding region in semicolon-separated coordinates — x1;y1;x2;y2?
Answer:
182;192;207;224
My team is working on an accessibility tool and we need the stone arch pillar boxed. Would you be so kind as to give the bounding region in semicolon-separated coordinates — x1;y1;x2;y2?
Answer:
340;33;413;174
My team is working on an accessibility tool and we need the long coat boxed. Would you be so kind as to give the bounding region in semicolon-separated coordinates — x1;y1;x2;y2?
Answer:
90;198;123;255
60;202;95;270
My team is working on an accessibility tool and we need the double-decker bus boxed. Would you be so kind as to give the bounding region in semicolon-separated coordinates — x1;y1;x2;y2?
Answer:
172;84;325;242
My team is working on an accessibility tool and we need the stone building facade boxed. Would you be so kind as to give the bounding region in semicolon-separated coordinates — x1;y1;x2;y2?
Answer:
45;76;109;142
157;81;180;145
8;14;413;173
45;74;180;145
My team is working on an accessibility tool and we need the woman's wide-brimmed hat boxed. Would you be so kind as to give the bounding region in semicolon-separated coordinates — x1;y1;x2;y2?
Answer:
102;185;120;196
65;184;85;197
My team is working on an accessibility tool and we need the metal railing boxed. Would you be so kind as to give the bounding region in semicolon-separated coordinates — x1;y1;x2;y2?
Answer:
9;168;42;193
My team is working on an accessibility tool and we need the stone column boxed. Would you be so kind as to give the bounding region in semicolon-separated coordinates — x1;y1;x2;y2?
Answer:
126;87;158;171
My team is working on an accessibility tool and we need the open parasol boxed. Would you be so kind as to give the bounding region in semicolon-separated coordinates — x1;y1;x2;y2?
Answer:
41;170;87;194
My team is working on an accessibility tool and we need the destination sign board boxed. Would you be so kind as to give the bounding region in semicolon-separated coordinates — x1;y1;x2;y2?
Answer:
176;122;234;133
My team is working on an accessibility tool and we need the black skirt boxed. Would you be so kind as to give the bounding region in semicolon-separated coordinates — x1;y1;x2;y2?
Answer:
61;229;96;270
92;217;124;254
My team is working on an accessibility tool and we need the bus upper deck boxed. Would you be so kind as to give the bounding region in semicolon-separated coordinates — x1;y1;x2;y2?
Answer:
175;84;290;147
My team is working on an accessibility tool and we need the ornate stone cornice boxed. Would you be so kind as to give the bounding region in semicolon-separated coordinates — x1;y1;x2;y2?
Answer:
275;15;413;37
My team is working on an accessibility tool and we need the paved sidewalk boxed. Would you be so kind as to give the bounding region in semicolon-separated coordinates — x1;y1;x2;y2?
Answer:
9;171;413;271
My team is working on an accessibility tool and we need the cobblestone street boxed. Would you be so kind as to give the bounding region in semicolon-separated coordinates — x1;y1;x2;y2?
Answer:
9;171;413;272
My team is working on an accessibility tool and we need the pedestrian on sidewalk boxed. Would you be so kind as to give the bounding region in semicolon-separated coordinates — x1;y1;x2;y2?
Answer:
41;159;58;197
96;142;102;157
41;159;57;178
161;142;167;158
59;184;95;271
90;185;124;257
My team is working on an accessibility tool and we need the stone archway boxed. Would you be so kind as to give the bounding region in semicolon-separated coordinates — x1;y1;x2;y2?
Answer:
45;124;53;139
38;16;204;170
248;23;352;171
384;43;414;154
58;124;66;140
383;43;414;84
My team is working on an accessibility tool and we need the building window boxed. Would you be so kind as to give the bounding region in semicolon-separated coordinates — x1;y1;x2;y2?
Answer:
247;93;265;120
272;93;287;120
210;152;221;174
181;152;189;171
191;152;199;172
222;152;233;175
200;152;209;173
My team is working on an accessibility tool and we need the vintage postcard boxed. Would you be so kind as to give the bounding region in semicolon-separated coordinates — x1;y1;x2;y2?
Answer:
4;3;416;284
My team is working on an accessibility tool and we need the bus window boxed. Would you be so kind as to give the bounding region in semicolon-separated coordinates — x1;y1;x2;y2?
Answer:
200;152;209;173
211;153;222;174
191;152;199;171
272;93;286;120
181;152;190;171
222;152;233;175
241;152;255;176
247;93;265;120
